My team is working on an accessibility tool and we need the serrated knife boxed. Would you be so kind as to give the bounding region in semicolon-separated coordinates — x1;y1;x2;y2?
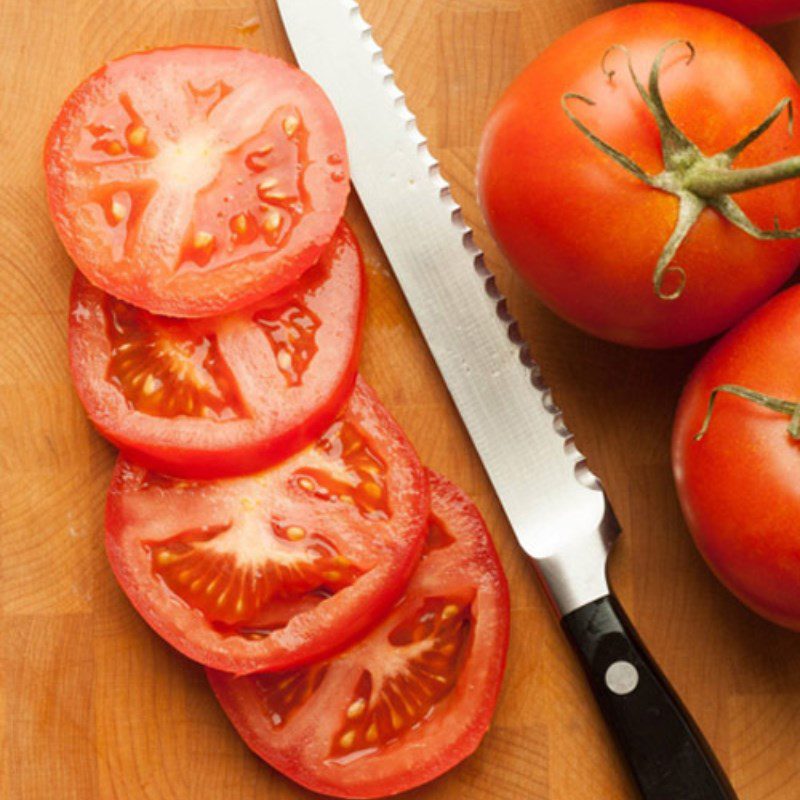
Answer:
273;2;737;797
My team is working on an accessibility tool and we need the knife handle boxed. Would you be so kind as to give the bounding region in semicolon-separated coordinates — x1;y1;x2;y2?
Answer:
561;595;737;800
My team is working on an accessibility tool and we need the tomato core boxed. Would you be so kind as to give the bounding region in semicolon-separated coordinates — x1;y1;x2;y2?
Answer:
148;519;362;633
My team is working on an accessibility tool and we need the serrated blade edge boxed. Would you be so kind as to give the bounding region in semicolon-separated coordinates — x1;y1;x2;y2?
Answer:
275;0;618;615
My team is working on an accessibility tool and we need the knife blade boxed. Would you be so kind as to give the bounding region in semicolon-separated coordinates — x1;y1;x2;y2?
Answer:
274;0;613;619
274;2;737;798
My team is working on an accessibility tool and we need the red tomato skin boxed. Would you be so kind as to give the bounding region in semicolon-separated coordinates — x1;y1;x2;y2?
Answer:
678;0;800;26
673;285;800;629
68;221;365;479
207;471;510;799
478;3;800;348
105;378;431;675
45;46;350;318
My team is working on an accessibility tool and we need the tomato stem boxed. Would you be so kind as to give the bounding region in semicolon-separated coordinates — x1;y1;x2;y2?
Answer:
652;191;702;299
724;98;794;161
561;93;655;185
563;41;800;301
695;384;800;441
685;156;800;197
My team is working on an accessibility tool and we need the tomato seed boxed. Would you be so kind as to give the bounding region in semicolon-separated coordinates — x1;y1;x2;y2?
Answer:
232;214;249;236
194;231;215;249
111;199;126;223
346;698;366;719
142;375;158;396
258;177;278;193
283;115;300;136
263;209;282;233
442;604;459;620
339;730;356;749
127;125;148;147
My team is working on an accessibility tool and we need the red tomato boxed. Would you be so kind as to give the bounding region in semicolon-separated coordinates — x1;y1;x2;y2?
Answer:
45;46;349;317
673;286;800;629
478;3;800;348
678;0;800;26
208;471;510;799
69;221;364;479
105;378;430;674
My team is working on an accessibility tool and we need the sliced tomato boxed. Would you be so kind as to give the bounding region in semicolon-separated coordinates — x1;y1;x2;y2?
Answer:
69;221;364;479
208;471;510;798
105;378;430;674
45;46;349;317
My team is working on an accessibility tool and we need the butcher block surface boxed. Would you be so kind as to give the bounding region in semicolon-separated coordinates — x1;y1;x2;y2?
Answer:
3;0;800;798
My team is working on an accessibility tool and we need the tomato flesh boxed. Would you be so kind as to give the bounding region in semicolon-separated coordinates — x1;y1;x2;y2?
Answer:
208;472;510;798
105;378;430;673
69;222;364;479
148;522;362;630
46;46;349;317
105;298;246;420
327;596;472;759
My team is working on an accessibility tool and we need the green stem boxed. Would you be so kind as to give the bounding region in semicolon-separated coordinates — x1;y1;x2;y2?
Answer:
709;194;800;240
653;192;705;299
561;41;800;301
647;40;697;166
724;98;793;162
685;156;800;198
561;93;655;184
695;384;800;441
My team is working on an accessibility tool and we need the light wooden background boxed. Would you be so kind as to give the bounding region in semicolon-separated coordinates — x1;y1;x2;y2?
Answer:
3;1;800;798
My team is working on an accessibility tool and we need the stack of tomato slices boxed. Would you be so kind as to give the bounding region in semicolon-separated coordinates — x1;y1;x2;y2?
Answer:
46;45;510;797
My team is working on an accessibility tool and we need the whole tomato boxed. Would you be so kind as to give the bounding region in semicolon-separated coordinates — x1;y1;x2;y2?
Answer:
673;286;800;629
478;3;800;348
679;0;800;26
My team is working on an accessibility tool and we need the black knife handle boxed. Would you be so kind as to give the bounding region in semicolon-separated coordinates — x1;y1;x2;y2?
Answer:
561;595;737;800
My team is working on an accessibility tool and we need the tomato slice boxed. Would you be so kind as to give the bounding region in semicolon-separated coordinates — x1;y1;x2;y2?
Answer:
207;471;510;798
69;221;364;479
105;378;429;674
45;46;349;317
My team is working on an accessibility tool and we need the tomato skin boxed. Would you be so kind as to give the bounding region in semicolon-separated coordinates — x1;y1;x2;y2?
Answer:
673;286;800;629
208;471;510;798
45;46;349;317
478;3;800;348
677;0;800;26
69;221;365;479
105;378;431;674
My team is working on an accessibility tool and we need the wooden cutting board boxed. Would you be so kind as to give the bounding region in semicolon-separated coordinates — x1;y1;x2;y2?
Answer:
3;1;800;797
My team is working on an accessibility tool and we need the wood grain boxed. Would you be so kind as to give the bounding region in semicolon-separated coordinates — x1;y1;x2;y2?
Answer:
2;1;800;797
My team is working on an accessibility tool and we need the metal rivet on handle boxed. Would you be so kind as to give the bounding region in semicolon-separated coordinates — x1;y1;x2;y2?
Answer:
605;660;639;696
